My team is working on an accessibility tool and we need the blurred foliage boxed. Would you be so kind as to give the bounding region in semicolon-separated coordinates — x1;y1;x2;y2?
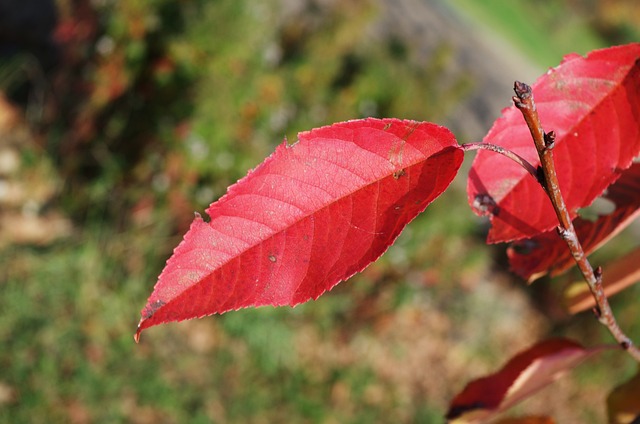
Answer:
0;0;638;422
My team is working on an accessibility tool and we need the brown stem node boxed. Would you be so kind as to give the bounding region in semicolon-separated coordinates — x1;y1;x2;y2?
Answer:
556;226;569;240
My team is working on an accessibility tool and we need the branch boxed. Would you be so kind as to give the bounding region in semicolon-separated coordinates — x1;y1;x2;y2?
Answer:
512;81;640;362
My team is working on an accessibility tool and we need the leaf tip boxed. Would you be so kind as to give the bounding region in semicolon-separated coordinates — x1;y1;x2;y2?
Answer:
134;299;167;343
134;326;142;344
134;314;147;343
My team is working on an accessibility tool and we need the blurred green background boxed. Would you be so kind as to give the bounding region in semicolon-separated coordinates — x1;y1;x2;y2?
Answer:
0;0;638;422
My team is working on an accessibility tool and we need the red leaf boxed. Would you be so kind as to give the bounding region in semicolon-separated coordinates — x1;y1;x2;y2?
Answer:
446;339;610;423
508;162;640;281
565;247;640;314
468;43;640;243
136;118;463;340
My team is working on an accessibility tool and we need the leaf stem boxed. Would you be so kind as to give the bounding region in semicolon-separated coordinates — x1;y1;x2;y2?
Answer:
461;142;540;183
512;81;640;362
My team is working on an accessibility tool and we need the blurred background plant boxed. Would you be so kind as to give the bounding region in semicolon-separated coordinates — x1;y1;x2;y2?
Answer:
0;0;638;422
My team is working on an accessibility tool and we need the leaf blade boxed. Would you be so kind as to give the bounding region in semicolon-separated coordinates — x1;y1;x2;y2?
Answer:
136;118;463;339
508;162;640;281
565;247;640;314
468;43;640;243
607;368;640;424
446;338;611;423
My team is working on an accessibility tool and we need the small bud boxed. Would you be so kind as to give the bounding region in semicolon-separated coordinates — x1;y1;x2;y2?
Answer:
543;131;556;149
594;266;603;283
513;81;532;100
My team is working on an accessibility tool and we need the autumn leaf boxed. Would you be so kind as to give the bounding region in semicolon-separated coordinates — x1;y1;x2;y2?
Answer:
508;162;640;281
494;417;556;424
607;368;640;424
136;118;463;340
446;338;612;423
468;43;640;244
565;247;640;314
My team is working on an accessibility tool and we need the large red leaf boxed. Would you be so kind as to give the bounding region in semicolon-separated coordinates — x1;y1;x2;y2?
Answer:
508;162;640;281
446;338;611;423
136;118;463;340
468;43;640;244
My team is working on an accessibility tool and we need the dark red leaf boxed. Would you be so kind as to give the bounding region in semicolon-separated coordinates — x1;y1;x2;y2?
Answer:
446;339;610;423
136;118;463;340
468;43;640;243
508;162;640;281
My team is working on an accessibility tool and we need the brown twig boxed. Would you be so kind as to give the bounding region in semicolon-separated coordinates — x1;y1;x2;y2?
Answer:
512;81;640;362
